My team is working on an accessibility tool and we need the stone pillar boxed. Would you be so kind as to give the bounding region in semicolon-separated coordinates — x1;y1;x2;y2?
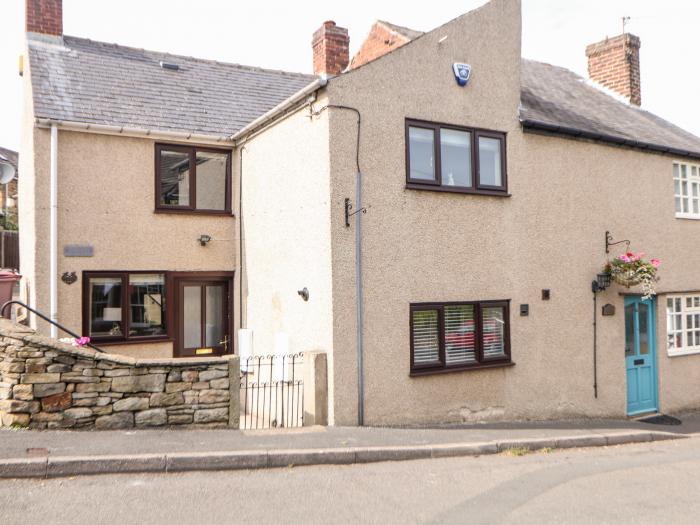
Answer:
228;355;240;428
303;351;328;426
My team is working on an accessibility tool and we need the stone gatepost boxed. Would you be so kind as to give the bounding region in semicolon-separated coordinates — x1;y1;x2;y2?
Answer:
303;351;328;426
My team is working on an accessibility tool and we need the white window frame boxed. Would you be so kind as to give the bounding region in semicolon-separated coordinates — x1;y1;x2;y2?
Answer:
674;161;700;219
666;294;700;356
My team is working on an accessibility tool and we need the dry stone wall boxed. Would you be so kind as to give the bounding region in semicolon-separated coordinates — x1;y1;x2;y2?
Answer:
0;320;239;429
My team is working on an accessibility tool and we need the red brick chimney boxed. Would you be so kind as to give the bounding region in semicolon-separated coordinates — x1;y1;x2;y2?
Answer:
312;21;349;76
586;33;641;106
26;0;63;36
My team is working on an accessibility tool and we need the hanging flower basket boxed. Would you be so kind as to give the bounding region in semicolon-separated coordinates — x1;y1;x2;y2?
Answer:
604;252;660;300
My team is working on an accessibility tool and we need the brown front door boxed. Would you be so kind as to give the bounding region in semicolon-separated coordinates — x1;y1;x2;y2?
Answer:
175;276;232;357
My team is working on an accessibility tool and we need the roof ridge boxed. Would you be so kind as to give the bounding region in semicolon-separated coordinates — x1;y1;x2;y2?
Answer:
61;35;316;80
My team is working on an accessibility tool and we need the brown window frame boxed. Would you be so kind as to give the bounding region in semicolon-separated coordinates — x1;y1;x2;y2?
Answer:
405;119;508;196
82;271;171;345
155;143;233;215
409;300;512;376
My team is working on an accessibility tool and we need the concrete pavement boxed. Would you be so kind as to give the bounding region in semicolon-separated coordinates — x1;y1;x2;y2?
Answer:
3;437;700;524
1;413;698;478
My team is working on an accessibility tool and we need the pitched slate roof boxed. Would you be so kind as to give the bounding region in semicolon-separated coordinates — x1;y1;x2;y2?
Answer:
27;35;316;138
520;59;700;158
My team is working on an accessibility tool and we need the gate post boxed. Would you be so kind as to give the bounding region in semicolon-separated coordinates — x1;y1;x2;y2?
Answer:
303;351;328;426
228;355;240;428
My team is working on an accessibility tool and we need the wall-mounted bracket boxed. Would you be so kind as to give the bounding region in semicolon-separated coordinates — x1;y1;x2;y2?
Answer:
605;230;630;254
345;198;366;227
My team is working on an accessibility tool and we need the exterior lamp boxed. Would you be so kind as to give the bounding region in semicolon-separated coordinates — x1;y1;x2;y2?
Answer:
592;273;612;293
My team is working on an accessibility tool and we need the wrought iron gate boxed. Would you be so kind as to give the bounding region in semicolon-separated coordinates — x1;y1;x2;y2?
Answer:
240;353;303;429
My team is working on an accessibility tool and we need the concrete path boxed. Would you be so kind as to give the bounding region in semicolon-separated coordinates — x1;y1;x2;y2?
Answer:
1;413;697;478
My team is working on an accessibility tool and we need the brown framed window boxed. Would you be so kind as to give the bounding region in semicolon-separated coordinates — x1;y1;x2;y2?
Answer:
83;271;168;343
155;144;232;214
410;301;511;375
405;119;507;195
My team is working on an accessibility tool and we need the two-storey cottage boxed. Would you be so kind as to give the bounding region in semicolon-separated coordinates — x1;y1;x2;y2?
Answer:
20;0;700;426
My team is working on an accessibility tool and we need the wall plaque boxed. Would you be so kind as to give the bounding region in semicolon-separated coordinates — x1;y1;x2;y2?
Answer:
64;245;94;257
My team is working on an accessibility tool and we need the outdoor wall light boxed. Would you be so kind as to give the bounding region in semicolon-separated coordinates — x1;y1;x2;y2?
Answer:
298;287;309;301
198;234;212;246
591;273;612;293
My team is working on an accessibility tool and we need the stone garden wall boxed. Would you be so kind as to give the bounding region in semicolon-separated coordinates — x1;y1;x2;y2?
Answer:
0;320;240;429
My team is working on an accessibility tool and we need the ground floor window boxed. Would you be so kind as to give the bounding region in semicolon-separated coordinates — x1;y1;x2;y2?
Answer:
410;301;511;375
666;295;700;356
84;272;167;342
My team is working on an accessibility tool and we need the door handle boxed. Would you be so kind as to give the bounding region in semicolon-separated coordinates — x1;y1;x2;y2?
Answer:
219;336;229;352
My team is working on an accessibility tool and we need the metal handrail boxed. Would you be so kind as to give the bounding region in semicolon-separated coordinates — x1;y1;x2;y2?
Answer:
1;300;105;353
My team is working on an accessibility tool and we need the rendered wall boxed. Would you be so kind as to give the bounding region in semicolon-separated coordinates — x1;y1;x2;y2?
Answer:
240;102;334;373
24;127;236;358
324;0;700;425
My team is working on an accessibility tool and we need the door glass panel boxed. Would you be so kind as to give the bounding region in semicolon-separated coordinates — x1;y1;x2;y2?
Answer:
183;286;202;348
205;285;224;347
638;303;649;355
624;304;634;357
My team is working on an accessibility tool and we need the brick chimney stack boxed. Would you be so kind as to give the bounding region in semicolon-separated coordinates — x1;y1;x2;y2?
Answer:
586;33;641;106
312;21;349;76
26;0;63;37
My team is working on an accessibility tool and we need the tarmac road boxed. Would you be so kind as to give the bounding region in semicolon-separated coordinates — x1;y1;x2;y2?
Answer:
2;436;700;524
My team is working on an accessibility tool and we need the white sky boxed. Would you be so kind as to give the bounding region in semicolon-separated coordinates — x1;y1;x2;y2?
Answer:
1;0;699;151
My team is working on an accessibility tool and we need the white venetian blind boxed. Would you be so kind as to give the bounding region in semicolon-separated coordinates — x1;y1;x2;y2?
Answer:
482;306;506;359
412;309;440;366
445;305;476;365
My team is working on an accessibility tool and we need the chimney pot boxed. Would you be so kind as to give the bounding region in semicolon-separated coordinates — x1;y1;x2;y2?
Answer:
312;20;350;76
26;0;63;37
586;33;641;106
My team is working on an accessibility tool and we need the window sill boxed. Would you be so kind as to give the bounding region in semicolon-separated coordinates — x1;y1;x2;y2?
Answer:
92;337;173;347
674;214;700;221
410;360;514;377
405;184;510;197
154;208;234;217
667;348;700;358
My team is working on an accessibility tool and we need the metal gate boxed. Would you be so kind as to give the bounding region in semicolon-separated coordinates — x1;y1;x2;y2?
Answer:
240;353;303;429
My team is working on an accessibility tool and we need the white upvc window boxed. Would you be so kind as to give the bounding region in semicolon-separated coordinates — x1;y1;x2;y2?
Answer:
674;161;700;219
666;295;700;356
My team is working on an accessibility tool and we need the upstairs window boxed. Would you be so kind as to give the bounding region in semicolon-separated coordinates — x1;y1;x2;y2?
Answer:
410;301;511;375
674;161;700;219
405;120;507;195
156;144;232;214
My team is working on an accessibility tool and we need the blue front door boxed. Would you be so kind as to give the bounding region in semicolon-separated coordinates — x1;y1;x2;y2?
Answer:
625;296;658;415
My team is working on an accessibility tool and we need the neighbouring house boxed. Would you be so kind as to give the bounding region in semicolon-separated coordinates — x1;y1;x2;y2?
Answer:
0;147;19;230
19;0;700;426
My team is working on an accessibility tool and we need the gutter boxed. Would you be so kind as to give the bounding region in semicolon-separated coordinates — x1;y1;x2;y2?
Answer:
35;119;233;145
231;77;328;143
521;118;700;161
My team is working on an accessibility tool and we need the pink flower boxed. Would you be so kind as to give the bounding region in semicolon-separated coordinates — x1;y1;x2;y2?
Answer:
651;259;661;268
74;337;91;347
618;254;630;263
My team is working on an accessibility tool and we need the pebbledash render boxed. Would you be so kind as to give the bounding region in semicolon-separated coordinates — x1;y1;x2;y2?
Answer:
19;0;700;426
